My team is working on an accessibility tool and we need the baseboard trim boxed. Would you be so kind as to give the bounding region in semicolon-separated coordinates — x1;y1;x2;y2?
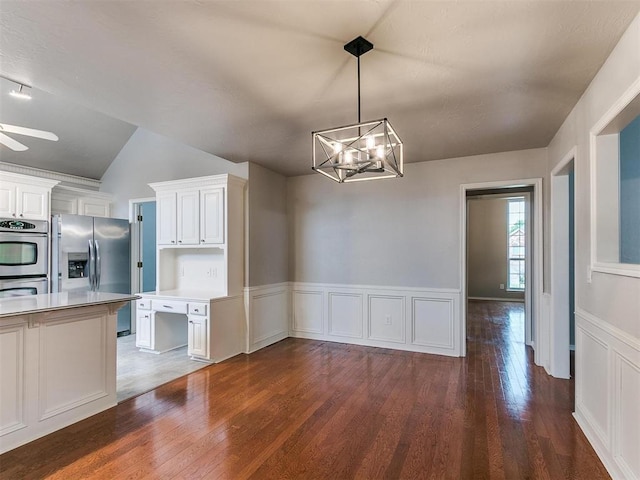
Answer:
467;296;525;303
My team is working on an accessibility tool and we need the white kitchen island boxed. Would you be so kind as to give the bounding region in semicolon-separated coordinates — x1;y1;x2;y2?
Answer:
0;291;137;454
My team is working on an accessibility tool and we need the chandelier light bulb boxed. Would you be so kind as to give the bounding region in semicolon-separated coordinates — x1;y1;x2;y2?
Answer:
366;135;375;150
344;150;353;164
376;145;385;159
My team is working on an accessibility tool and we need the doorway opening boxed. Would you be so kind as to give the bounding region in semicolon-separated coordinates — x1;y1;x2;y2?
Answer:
466;188;533;351
460;178;543;364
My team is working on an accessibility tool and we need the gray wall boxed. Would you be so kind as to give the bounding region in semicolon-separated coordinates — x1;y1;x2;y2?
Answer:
467;197;525;300
288;148;547;288
247;163;288;286
100;127;248;218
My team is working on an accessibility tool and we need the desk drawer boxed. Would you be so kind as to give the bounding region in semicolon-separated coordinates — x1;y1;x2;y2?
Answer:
137;299;151;310
188;303;208;316
153;300;187;314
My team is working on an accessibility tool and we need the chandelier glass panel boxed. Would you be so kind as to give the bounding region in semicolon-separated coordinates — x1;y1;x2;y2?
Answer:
312;36;403;183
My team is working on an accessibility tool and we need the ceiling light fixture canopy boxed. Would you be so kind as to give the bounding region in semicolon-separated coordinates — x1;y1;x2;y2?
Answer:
9;84;32;100
312;36;403;183
1;76;33;100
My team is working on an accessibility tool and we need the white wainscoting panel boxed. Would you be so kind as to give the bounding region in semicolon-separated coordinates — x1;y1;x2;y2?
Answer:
576;327;610;446
0;323;26;436
328;292;363;339
616;354;640;478
411;297;454;350
292;289;324;336
574;309;640;480
244;283;289;353
368;295;405;344
290;283;461;356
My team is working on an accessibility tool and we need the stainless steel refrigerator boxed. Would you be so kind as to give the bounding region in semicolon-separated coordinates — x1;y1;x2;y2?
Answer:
51;214;131;335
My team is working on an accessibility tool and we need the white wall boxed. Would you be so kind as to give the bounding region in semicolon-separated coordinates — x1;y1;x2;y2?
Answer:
288;148;547;288
100;128;248;218
547;14;640;480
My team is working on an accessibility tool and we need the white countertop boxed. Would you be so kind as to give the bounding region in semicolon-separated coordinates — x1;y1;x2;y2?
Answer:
0;292;139;318
138;289;228;302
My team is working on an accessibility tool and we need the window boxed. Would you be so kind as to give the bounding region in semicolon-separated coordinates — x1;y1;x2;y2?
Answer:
507;198;525;290
590;82;640;278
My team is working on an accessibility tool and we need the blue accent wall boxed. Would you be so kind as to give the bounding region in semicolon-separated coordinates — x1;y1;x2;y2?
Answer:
140;202;157;292
620;114;640;264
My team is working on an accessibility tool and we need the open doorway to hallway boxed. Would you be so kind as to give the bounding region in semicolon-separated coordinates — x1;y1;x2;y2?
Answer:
460;178;543;362
465;188;533;350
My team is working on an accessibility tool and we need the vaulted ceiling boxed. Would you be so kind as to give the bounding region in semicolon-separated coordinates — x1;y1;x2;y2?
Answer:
1;1;639;179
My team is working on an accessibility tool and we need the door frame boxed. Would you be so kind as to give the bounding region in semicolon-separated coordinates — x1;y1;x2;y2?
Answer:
128;197;156;333
549;146;576;379
460;178;543;360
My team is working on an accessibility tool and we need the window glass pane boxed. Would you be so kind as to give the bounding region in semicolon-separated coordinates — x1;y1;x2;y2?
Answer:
507;200;526;290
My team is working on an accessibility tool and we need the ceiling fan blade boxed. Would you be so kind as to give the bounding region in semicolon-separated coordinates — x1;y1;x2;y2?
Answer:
0;132;29;151
0;123;58;141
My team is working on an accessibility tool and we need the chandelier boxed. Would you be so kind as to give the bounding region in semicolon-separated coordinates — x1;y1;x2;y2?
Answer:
312;36;403;183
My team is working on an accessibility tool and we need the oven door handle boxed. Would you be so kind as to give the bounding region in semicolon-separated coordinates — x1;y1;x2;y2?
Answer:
88;239;96;291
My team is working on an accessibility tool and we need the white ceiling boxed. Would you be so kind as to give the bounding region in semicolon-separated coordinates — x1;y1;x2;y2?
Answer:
1;1;639;179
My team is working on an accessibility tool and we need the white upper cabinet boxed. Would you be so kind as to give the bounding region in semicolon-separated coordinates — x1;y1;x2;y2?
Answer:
51;186;112;217
151;177;230;248
177;190;200;245
200;187;224;244
0;172;58;221
157;192;177;245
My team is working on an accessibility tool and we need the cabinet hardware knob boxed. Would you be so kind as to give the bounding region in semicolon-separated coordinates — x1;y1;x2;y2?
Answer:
201;240;205;243
171;240;175;244
19;213;23;217
189;320;193;324
178;240;182;243
11;213;16;217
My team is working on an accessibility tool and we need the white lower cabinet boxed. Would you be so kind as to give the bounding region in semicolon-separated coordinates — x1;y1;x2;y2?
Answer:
136;310;152;349
136;294;244;363
187;315;208;358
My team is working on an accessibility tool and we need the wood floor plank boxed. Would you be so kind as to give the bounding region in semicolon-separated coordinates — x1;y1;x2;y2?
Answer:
0;301;611;479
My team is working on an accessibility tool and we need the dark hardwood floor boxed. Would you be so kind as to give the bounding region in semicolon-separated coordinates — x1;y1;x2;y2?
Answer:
0;300;608;479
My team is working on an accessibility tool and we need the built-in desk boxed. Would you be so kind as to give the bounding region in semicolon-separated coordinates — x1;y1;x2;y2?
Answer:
135;290;245;363
0;292;137;454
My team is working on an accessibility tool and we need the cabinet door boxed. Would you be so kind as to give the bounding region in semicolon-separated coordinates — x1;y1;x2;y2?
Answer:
136;311;152;349
16;186;48;220
187;315;208;358
200;187;224;244
177;190;199;245
79;197;111;217
156;192;177;245
51;195;78;215
0;183;16;218
16;185;48;220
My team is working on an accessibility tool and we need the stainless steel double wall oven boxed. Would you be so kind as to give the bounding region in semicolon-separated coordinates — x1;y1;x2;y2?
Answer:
0;218;49;297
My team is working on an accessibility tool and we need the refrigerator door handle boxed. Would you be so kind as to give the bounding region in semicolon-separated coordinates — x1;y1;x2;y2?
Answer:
95;240;101;290
88;239;96;291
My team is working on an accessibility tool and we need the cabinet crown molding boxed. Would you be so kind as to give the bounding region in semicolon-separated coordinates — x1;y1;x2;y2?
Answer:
149;174;246;192
0;171;60;189
53;185;113;200
0;162;100;188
